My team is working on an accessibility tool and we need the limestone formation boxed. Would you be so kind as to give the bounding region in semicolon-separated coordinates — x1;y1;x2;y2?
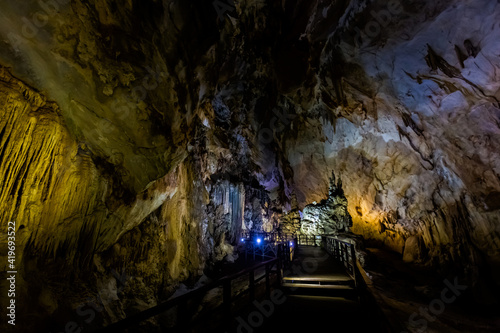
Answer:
402;235;428;263
301;173;353;235
0;0;499;330
279;193;301;235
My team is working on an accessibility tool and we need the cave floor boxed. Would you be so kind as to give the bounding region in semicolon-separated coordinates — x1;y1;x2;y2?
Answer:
283;245;353;281
215;245;386;333
363;248;500;333
249;245;386;332
172;246;500;333
218;246;500;333
251;294;384;333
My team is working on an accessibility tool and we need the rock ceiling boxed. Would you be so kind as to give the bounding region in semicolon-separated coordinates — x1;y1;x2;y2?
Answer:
0;0;499;329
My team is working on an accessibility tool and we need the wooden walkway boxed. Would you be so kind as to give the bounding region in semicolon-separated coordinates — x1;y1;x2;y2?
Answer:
282;245;354;293
246;245;385;332
98;240;389;332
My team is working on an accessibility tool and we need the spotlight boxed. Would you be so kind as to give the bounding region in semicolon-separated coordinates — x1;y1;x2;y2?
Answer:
289;241;293;246
256;238;262;244
241;238;245;242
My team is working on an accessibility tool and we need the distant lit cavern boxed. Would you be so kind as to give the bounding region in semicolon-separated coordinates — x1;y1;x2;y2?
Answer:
0;1;499;332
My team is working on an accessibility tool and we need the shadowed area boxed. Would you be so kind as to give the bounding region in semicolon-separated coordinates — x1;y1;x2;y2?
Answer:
0;0;499;332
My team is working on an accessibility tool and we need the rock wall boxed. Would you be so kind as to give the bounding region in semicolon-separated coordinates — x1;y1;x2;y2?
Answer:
281;0;500;286
0;0;500;329
0;2;282;329
301;173;353;235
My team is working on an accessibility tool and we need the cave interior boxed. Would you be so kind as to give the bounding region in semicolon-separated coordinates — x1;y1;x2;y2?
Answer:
1;0;500;332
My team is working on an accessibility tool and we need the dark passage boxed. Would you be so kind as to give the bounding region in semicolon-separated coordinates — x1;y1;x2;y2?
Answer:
2;2;500;332
224;245;387;333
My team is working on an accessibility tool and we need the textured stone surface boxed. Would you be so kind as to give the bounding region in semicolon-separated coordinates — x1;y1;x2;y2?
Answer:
279;193;302;235
301;173;353;235
0;0;499;330
280;0;500;287
402;235;427;263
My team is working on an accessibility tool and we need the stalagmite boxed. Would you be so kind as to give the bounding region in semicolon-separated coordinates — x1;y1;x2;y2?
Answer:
0;0;499;331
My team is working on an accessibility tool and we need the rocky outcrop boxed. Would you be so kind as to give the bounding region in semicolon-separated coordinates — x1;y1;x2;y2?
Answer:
0;0;500;330
402;235;427;263
279;193;301;235
243;186;274;232
301;173;353;235
280;0;500;289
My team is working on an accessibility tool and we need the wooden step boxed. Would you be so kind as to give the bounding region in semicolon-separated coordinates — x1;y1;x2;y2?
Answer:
283;275;352;281
283;277;353;284
282;283;354;290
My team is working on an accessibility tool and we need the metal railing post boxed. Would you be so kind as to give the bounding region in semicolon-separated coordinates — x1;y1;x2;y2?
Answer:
277;259;283;286
223;280;232;318
249;270;255;301
178;300;188;329
350;244;358;288
265;263;271;297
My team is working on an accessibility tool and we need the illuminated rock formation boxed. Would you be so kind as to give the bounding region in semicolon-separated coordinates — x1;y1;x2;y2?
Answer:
278;192;301;235
301;173;353;235
0;0;499;330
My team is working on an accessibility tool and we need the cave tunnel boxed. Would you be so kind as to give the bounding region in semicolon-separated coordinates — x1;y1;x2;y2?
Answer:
1;0;500;332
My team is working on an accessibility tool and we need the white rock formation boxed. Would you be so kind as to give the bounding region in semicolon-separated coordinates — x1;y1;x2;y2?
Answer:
0;0;499;330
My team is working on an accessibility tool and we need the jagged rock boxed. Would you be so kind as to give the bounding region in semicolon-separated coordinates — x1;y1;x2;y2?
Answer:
301;173;353;235
403;235;427;263
279;193;302;235
0;0;499;330
279;209;301;235
243;186;273;232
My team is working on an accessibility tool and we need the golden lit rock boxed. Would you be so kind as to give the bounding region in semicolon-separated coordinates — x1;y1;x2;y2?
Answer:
0;0;499;331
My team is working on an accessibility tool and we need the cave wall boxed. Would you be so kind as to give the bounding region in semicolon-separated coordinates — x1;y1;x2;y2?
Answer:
281;0;500;282
301;173;353;235
220;0;500;288
0;0;499;329
0;66;106;265
0;1;282;329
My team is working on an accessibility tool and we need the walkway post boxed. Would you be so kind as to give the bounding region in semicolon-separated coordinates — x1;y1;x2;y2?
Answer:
277;259;282;286
350;244;358;289
265;263;271;297
178;300;188;329
249;270;255;301
223;280;231;318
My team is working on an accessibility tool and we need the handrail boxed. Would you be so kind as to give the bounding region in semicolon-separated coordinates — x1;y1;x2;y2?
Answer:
240;231;298;243
322;236;358;289
297;234;322;246
96;258;281;332
241;239;296;265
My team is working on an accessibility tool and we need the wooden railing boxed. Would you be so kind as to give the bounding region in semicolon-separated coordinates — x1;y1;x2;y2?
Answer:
322;236;358;289
239;231;296;264
297;234;322;246
97;259;282;332
240;231;296;243
242;241;295;269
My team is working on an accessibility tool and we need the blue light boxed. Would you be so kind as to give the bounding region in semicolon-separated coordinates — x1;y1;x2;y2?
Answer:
256;238;262;244
241;238;245;242
289;241;293;246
